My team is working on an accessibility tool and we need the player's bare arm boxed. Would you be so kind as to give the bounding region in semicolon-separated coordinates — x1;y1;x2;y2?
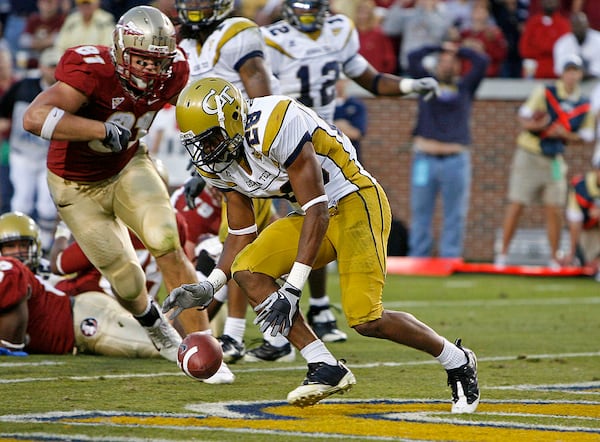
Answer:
352;64;439;98
219;190;258;278
238;56;273;98
0;298;29;348
286;140;329;267
23;82;105;141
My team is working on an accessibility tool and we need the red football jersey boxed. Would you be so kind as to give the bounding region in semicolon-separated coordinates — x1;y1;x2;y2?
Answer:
0;257;75;354
171;186;222;245
48;45;189;182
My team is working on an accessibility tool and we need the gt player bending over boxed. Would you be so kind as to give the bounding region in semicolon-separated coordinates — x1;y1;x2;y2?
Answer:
163;77;480;412
22;6;206;363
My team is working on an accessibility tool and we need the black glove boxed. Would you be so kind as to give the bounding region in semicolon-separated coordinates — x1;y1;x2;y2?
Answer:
183;171;206;209
412;77;440;101
253;281;301;337
103;121;131;153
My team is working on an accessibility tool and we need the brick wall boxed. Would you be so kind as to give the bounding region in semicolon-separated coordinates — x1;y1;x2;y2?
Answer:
360;97;594;261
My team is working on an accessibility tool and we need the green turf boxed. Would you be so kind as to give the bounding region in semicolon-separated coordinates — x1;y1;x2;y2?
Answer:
1;273;599;441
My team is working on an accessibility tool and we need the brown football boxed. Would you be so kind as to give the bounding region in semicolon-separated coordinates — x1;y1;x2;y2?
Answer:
177;332;223;380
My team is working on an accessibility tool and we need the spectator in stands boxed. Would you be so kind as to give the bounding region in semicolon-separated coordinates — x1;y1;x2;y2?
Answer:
0;46;14;215
18;0;66;69
355;0;397;74
2;0;37;61
333;76;368;162
459;1;507;77
495;55;595;268
54;0;114;54
381;0;452;74
570;0;600;31
490;0;529;78
0;47;60;252
519;0;570;79
562;156;600;276
406;41;488;258
445;0;475;32
553;12;600;79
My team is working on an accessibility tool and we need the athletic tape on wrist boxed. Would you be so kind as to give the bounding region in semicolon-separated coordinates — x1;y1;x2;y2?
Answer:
286;261;312;291
301;195;328;213
207;268;227;292
227;224;258;235
40;107;65;140
399;78;415;95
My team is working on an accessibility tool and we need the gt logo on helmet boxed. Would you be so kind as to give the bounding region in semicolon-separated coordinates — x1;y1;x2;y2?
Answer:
201;87;235;115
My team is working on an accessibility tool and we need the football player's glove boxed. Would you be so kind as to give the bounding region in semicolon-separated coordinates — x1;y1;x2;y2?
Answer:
103;121;131;153
412;77;440;101
253;281;301;337
162;281;214;319
183;171;206;209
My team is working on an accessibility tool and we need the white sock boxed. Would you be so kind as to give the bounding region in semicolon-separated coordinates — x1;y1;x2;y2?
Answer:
309;295;330;307
436;338;468;370
300;340;337;365
223;317;246;344
263;332;289;347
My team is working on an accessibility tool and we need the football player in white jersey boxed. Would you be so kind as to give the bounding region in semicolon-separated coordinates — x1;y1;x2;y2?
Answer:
174;0;281;368
163;77;480;413
257;0;439;354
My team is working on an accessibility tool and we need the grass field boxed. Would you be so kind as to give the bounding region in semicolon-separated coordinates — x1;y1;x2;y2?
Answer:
1;272;599;441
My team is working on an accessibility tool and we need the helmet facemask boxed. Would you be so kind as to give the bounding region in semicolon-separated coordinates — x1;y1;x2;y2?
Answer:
182;126;244;173
282;0;329;33
113;6;177;99
176;0;234;30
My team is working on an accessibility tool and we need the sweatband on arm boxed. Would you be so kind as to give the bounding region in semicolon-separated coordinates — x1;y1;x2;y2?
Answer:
227;224;258;235
207;268;228;292
286;261;312;290
40;107;65;140
399;78;415;94
301;195;328;213
0;339;25;350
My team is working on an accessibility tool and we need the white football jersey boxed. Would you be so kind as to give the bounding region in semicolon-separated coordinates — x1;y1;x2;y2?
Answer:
180;17;280;98
261;14;369;122
198;95;376;209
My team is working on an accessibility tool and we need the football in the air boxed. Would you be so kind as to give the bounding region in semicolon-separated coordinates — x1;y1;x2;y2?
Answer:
177;332;222;380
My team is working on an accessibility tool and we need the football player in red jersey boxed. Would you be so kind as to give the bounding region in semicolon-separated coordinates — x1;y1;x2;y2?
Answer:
0;212;162;358
22;5;203;363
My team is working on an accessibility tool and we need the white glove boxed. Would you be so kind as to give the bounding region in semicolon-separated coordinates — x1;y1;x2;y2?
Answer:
253;281;300;337
103;121;131;153
412;77;440;101
161;281;214;320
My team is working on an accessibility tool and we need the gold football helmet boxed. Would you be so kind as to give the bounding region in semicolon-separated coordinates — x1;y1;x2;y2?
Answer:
176;77;247;173
176;0;234;29
282;0;329;33
0;212;42;271
112;5;177;98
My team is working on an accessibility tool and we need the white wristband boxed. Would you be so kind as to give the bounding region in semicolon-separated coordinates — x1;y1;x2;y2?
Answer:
227;224;258;235
40;106;65;140
301;194;328;213
286;261;312;290
207;268;228;292
399;78;415;94
0;339;25;350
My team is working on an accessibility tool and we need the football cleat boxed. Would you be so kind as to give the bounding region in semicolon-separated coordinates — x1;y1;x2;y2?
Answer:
143;307;182;363
201;360;235;384
287;359;356;407
307;304;347;343
446;339;480;413
243;340;296;362
218;334;245;363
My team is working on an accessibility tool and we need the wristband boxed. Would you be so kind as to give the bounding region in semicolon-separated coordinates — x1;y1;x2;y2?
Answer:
301;195;328;213
40;107;65;140
0;339;25;350
207;268;228;292
286;261;312;291
228;224;258;235
399;78;415;94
